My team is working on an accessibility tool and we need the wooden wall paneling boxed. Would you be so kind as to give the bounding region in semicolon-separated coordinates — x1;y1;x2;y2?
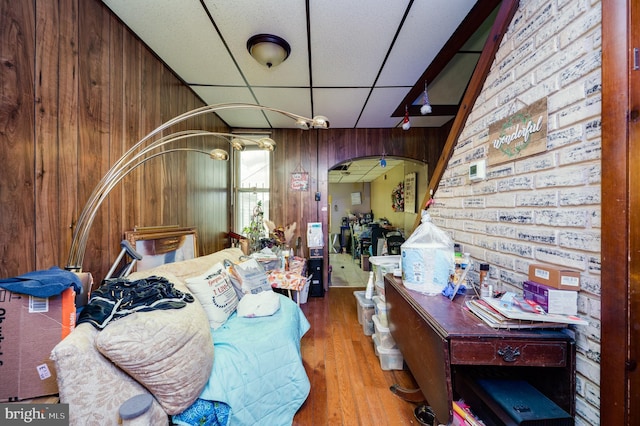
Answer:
211;111;230;254
180;90;197;242
190;109;210;255
77;0;111;277
108;9;124;267
159;67;177;228
271;129;317;252
629;0;640;413
0;0;36;276
172;84;190;231
139;47;163;228
58;0;79;271
270;129;294;244
121;29;142;237
35;0;60;270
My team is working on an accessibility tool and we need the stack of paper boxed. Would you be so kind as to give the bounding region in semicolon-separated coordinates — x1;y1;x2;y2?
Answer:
465;292;588;329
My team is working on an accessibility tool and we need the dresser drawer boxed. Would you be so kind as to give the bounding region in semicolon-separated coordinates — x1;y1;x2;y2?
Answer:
450;339;568;367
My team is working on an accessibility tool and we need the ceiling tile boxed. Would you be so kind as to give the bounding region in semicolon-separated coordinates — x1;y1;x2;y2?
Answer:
313;88;371;129
377;0;477;86
358;87;413;128
103;0;244;86
252;87;313;128
310;0;410;87
102;0;490;131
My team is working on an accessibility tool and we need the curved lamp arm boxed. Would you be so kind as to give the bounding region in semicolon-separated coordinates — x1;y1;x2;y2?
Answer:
66;103;328;272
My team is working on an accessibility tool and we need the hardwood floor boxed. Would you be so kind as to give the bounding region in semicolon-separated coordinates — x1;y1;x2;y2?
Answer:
294;287;422;425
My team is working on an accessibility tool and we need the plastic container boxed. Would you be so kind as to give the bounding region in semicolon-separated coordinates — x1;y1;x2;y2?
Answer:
370;255;401;285
354;290;375;335
372;314;396;349
372;295;388;318
372;333;404;370
292;277;311;304
370;255;401;298
401;213;454;295
374;278;386;299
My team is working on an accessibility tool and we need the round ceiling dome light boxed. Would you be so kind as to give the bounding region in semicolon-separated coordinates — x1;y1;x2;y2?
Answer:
247;34;291;68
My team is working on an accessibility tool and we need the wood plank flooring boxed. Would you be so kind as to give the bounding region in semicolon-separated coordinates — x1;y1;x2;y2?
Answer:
294;287;422;425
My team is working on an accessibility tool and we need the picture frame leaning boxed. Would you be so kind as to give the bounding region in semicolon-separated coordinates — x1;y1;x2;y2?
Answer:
125;226;198;271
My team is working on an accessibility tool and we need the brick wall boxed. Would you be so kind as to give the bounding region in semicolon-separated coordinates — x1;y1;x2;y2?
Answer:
428;1;601;424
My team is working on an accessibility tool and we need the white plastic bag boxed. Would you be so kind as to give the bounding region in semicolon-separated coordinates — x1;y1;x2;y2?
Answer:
224;257;272;297
401;211;454;295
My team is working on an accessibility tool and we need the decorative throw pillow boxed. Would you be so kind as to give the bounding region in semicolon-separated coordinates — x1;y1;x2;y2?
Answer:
95;286;213;415
185;262;239;329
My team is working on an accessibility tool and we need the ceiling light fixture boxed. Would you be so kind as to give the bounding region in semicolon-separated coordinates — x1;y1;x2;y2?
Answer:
247;34;291;68
421;81;432;115
402;105;411;130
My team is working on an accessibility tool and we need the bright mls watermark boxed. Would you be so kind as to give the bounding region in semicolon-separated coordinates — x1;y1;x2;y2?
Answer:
0;404;68;425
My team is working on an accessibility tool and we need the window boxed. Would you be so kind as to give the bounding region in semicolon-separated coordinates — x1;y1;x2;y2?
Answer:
235;148;270;235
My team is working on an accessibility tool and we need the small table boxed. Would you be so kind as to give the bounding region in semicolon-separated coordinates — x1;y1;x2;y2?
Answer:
385;275;576;424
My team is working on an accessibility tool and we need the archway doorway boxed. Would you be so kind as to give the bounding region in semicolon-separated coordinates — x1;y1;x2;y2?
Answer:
327;156;427;288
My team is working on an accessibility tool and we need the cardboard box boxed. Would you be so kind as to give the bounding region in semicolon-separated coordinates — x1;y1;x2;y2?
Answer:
527;264;580;291
523;280;578;315
0;286;76;401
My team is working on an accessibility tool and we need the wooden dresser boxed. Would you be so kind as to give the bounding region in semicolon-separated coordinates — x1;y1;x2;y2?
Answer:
384;275;576;424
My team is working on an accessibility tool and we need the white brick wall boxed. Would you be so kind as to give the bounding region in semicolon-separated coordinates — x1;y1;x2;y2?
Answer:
428;1;601;424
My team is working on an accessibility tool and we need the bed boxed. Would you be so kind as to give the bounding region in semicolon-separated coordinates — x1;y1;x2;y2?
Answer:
50;248;310;426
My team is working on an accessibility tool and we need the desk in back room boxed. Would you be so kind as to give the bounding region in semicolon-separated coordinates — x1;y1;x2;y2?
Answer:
384;274;576;425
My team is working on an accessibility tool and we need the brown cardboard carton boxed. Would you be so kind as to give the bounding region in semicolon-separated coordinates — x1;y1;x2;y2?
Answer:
527;264;580;291
0;286;76;401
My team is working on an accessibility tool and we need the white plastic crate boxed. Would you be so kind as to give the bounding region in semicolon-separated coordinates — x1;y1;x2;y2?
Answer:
372;314;396;349
372;333;404;370
369;255;401;298
354;290;375;335
372;295;388;318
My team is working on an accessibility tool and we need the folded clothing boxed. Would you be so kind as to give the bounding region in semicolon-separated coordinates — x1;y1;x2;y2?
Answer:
0;266;82;297
77;276;194;329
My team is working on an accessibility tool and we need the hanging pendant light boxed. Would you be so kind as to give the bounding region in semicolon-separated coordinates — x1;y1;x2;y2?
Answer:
420;81;432;115
402;105;411;130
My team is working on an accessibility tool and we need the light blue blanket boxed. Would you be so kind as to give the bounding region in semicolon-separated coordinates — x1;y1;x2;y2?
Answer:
187;294;310;425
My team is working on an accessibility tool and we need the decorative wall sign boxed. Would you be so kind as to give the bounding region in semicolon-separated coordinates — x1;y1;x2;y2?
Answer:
488;98;548;166
391;182;404;212
289;164;309;191
351;192;362;205
404;172;417;213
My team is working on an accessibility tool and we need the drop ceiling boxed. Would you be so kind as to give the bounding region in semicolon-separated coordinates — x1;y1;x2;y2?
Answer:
101;0;500;130
329;158;407;184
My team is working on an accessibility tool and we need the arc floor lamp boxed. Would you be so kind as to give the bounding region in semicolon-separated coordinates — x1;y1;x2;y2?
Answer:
65;103;329;272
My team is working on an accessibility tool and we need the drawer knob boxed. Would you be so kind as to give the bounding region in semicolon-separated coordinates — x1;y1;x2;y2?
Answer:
497;345;521;362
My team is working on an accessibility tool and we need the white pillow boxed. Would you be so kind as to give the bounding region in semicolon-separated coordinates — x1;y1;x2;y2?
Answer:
186;262;239;329
237;291;281;318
